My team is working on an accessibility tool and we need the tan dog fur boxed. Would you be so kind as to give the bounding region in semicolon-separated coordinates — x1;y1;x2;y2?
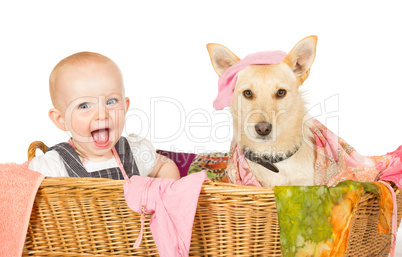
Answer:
207;36;318;187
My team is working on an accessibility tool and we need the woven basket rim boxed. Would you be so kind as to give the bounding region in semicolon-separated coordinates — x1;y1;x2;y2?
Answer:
38;177;276;194
38;176;401;196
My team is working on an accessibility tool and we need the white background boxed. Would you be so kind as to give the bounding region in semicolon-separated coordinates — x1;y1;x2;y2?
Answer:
1;0;402;254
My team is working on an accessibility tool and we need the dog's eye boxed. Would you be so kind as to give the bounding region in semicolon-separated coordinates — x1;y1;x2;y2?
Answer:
243;90;253;99
276;89;287;98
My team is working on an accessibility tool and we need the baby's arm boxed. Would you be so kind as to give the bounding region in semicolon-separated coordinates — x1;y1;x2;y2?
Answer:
148;154;180;179
127;134;180;179
29;151;69;177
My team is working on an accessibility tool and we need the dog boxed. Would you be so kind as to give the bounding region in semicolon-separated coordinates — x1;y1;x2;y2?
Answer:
206;36;318;187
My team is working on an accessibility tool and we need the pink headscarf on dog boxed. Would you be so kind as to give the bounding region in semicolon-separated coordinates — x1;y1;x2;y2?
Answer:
213;50;288;110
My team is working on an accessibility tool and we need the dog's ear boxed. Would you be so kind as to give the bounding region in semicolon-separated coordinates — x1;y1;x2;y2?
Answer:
206;43;240;77
283;35;317;85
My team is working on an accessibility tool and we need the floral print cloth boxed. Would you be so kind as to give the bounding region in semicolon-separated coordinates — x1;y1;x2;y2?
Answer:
312;119;402;187
188;152;229;182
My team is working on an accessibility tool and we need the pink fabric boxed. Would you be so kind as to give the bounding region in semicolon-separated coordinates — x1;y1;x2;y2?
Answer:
0;162;45;256
312;120;402;187
226;144;262;187
313;120;381;186
379;145;402;187
213;50;287;110
123;171;209;257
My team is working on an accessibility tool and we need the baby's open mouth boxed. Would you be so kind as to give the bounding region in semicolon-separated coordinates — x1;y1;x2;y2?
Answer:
91;128;110;147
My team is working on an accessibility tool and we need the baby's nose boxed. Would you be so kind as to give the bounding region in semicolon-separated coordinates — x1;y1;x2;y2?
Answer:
97;106;109;120
95;96;110;120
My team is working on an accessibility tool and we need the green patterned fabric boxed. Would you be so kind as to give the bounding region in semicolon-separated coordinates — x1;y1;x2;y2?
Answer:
274;181;393;257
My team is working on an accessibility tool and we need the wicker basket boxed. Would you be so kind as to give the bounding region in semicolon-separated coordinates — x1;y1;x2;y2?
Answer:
24;141;402;256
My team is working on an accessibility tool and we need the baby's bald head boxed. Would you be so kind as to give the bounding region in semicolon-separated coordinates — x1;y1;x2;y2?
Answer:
49;52;124;109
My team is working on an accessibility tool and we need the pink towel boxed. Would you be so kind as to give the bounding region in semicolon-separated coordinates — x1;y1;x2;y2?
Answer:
123;170;208;257
213;50;287;110
0;162;45;256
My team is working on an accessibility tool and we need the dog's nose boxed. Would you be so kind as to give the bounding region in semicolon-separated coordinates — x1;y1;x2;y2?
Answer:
255;122;272;136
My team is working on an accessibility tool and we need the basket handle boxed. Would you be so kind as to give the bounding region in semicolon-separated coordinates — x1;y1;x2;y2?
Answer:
28;141;49;161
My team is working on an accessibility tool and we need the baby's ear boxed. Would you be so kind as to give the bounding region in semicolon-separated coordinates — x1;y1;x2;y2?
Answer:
125;97;130;112
48;108;67;131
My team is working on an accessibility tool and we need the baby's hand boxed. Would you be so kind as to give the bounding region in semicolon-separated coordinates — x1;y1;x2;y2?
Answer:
148;154;180;179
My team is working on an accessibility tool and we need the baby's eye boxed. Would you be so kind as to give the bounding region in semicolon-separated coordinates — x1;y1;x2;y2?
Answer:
107;98;117;105
79;103;89;109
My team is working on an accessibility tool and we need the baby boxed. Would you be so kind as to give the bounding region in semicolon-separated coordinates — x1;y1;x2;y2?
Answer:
29;52;180;180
